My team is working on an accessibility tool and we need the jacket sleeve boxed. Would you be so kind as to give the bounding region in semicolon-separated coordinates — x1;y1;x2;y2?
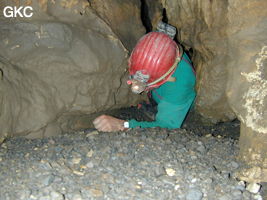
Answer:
129;97;195;129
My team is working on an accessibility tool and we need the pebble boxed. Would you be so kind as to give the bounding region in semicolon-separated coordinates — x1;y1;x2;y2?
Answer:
196;145;206;154
53;176;63;183
204;178;213;184
71;193;83;200
72;170;85;176
186;188;203;200
231;189;242;198
50;191;64;200
246;183;261;194
218;195;231;200
158;175;176;186
89;188;104;197
253;194;263;200
86;130;99;137
242;190;252;199
230;161;239;169
86;150;94;157
235;180;246;191
17;189;31;199
153;165;165;177
41;174;54;186
165;168;176;176
174;184;180;190
191;178;197;183
39;196;50;200
71;157;81;164
85;161;94;168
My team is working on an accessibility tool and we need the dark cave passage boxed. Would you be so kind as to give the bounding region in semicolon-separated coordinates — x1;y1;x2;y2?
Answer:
140;0;152;33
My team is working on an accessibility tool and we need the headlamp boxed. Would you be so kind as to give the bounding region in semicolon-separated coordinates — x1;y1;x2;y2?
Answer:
127;70;149;94
127;79;147;94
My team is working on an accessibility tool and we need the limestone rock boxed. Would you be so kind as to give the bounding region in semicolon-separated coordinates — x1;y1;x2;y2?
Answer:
226;0;267;135
0;1;141;138
146;0;267;127
89;0;146;50
145;0;267;182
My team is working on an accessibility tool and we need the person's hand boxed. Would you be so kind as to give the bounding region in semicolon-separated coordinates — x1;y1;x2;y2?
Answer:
93;115;126;132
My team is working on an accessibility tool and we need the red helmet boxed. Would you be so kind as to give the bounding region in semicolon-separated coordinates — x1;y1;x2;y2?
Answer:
128;32;181;93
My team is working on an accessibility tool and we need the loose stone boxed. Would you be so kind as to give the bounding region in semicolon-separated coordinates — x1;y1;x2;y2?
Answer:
186;188;203;200
246;183;261;194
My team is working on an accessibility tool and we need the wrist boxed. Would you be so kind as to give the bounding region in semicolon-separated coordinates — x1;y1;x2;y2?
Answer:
123;121;129;129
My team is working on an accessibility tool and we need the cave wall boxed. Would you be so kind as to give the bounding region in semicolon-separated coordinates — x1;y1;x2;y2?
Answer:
145;0;267;128
0;0;143;138
226;0;267;183
226;0;267;138
144;0;267;182
145;0;236;122
89;0;146;50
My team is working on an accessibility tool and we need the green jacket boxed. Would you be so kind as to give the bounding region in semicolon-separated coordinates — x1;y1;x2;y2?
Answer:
129;52;196;129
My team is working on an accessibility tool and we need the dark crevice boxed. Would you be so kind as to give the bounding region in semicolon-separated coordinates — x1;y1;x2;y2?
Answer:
0;68;3;80
140;0;152;33
187;48;194;59
139;1;194;62
162;8;168;24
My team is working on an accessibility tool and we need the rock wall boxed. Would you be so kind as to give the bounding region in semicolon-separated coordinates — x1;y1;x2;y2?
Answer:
226;0;267;183
226;0;267;138
143;0;267;182
145;0;267;128
0;0;142;138
89;0;146;50
145;0;236;122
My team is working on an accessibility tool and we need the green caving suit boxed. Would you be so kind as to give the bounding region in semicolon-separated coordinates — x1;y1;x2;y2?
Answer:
129;52;196;129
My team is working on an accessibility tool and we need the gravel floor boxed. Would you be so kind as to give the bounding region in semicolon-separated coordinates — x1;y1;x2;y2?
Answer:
0;110;265;200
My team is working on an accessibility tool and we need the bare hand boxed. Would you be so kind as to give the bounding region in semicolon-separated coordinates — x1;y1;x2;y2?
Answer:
93;115;126;132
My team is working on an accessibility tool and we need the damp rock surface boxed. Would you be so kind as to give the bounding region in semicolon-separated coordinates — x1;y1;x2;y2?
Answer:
0;122;264;200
